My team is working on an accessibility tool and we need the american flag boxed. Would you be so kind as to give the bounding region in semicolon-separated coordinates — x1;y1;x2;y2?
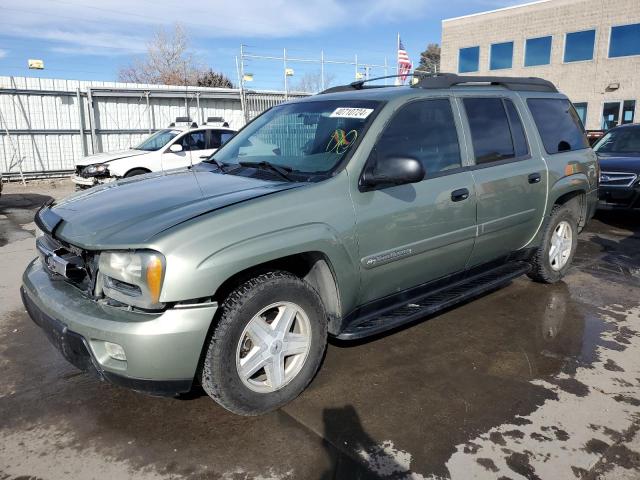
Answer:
397;38;413;83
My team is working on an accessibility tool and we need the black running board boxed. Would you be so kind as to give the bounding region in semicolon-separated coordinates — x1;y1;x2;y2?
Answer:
337;261;531;340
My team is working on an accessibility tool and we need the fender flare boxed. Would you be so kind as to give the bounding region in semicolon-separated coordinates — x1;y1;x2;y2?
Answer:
191;222;360;316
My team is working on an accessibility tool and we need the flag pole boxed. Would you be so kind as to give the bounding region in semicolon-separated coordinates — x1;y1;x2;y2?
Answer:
395;33;400;86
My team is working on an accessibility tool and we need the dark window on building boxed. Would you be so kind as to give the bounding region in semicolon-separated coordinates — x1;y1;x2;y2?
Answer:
602;101;637;130
490;42;514;70
609;23;640;58
622;100;636;125
527;98;589;154
525;36;552;66
602;102;620;130
375;99;462;177
464;97;515;164
504;99;529;157
459;46;480;73
573;103;588;127
564;29;596;62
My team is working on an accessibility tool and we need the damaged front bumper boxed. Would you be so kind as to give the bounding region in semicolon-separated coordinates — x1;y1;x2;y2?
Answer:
21;258;217;396
71;175;116;189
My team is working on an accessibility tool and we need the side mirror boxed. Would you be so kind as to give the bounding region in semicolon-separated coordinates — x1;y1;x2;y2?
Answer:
360;154;424;191
169;144;183;153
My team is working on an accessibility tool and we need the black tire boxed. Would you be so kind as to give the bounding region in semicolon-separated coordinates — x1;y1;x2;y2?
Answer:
201;271;327;415
527;204;578;284
124;168;150;178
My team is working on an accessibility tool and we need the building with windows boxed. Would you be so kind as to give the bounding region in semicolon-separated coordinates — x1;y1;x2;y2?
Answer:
440;0;640;130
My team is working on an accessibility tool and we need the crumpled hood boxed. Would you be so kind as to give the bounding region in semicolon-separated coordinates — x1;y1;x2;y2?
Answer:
597;154;640;173
75;149;148;167
44;167;302;248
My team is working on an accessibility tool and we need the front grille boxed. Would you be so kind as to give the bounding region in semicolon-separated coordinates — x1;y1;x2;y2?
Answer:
600;171;638;187
36;233;98;295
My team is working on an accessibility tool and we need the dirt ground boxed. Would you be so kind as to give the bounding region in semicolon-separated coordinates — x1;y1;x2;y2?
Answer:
1;179;639;479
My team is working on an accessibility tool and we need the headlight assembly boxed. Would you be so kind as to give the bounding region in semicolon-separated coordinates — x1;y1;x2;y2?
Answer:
98;250;166;310
83;164;109;176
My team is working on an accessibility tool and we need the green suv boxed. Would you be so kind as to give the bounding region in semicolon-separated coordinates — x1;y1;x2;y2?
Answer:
22;74;598;415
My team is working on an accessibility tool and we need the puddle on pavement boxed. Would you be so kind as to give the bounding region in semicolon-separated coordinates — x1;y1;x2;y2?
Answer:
1;207;639;479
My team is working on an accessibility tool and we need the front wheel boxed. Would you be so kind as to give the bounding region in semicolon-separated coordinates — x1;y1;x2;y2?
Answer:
201;271;327;415
527;205;578;284
124;168;150;178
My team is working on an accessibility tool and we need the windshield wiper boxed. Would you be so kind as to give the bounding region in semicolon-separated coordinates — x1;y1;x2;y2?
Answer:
203;156;231;173
239;161;294;181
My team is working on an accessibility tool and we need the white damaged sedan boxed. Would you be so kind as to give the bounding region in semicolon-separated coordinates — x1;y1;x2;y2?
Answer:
73;123;235;189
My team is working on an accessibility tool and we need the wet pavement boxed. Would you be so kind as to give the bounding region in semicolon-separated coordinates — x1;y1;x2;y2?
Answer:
1;180;640;479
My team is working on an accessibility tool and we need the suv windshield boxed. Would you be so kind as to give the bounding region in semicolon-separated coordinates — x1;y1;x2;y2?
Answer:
594;127;640;155
134;129;181;151
210;100;381;175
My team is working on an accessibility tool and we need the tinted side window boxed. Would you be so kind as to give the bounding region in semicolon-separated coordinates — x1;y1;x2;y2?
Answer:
220;132;234;145
527;99;589;154
375;99;462;177
463;98;515;164
207;131;222;149
180;131;206;151
504;99;529;158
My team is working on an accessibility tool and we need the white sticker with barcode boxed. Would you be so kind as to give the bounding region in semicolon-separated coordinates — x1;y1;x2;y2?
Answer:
329;107;374;119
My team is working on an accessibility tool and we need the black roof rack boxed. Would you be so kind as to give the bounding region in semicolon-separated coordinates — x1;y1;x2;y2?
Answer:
319;74;412;94
169;116;198;128
319;72;558;95
411;73;557;92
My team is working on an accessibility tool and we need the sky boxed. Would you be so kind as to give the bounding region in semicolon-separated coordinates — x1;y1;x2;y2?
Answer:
0;0;530;91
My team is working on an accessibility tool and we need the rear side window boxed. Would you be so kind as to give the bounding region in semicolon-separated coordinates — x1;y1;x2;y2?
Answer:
504;99;529;158
375;99;462;177
207;131;222;149
527;98;589;154
464;97;516;164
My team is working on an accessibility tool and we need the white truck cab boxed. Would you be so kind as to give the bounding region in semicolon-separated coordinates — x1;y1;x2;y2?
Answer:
73;117;236;189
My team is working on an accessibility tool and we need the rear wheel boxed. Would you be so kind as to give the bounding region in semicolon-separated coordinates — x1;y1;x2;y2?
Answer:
528;205;578;284
201;271;327;415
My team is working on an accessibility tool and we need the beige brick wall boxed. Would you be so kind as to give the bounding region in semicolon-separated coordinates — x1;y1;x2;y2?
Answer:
441;0;640;130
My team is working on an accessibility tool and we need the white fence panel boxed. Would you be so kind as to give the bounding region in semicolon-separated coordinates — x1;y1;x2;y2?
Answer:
0;76;307;178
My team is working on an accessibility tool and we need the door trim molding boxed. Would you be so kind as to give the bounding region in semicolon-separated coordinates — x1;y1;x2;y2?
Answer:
361;224;477;269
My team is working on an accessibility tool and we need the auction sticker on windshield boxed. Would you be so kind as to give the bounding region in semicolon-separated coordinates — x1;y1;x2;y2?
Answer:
330;107;374;119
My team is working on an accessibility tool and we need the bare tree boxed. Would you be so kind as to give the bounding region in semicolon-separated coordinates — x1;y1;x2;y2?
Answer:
119;24;206;86
293;71;335;93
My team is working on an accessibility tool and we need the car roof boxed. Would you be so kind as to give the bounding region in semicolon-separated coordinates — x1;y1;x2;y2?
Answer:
289;74;563;104
609;123;640;131
167;125;235;132
289;85;565;105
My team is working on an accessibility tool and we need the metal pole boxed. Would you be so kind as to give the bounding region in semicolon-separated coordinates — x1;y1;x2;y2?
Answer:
196;92;203;125
283;48;288;100
354;54;358;80
145;91;152;133
384;57;388;85
86;87;98;154
76;88;87;157
320;50;325;91
237;51;248;124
